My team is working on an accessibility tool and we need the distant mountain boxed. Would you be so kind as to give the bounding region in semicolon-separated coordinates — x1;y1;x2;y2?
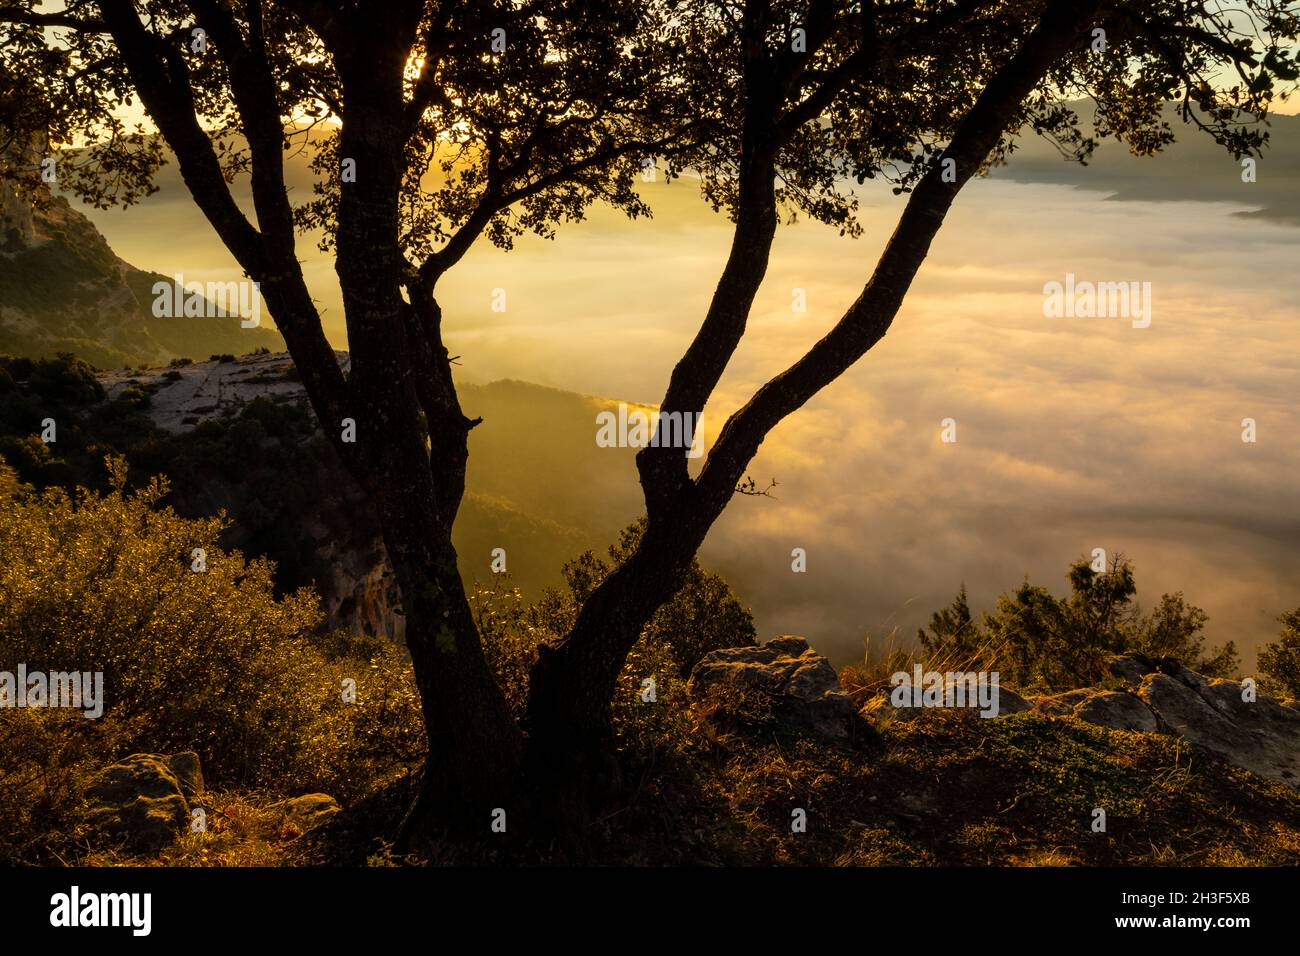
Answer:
0;180;283;368
59;353;647;636
995;105;1300;225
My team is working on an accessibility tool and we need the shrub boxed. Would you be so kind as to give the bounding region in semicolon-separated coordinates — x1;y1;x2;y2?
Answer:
908;556;1237;692
0;709;134;864
1258;609;1300;699
0;457;422;804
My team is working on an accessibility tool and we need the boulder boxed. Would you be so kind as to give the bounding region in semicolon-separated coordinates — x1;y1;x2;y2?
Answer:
1033;689;1092;717
1075;690;1158;732
1042;654;1300;787
1033;689;1159;732
1106;654;1157;688
989;684;1034;716
866;672;1031;719
688;636;871;742
1074;691;1160;732
84;753;192;852
165;751;205;800
1139;671;1300;786
275;793;341;833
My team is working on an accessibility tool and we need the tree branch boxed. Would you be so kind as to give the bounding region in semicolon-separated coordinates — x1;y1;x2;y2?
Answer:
693;0;1104;516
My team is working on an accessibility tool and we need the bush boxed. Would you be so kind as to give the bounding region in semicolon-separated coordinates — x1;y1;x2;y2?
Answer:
1258;609;1300;699
910;556;1237;692
0;457;423;815
0;709;134;864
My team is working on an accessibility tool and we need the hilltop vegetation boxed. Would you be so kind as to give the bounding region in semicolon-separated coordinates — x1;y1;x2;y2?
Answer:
2;457;1298;866
896;558;1240;692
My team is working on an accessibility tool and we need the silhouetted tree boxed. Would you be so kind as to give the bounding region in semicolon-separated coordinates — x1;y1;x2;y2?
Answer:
3;0;1294;835
943;555;1238;689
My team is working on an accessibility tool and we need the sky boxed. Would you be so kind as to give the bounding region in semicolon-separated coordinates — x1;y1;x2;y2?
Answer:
77;130;1300;672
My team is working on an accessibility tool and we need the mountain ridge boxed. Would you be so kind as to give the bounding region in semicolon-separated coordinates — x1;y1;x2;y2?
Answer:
0;181;283;367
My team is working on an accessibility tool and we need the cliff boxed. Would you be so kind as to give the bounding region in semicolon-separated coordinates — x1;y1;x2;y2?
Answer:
0;181;283;367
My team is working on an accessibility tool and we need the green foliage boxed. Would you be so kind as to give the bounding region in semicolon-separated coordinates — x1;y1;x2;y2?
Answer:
1258;609;1300;699
474;519;755;758
918;556;1238;692
0;458;423;838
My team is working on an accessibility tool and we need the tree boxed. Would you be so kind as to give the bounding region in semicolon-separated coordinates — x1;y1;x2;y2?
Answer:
536;519;758;678
953;555;1238;690
917;584;982;668
3;0;1294;836
1135;591;1237;677
1259;609;1300;699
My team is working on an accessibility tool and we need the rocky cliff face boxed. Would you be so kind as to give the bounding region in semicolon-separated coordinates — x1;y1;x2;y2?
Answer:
90;352;641;642
98;351;405;641
0;180;283;367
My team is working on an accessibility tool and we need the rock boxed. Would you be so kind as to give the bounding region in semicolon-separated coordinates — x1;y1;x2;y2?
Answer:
688;636;873;742
990;684;1034;716
1075;691;1159;732
1033;689;1092;717
165;751;204;800
1139;672;1300;786
275;794;341;833
1032;688;1158;732
866;672;1031;719
84;754;191;852
1106;654;1157;687
1019;656;1300;787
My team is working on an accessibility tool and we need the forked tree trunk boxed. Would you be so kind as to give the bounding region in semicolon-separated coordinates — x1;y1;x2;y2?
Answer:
523;516;705;829
522;0;1103;830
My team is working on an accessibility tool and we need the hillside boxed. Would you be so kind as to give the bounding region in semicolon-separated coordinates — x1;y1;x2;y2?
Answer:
0;350;645;638
0;181;283;367
993;106;1300;224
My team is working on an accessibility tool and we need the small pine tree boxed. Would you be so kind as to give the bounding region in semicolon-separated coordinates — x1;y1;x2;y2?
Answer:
1258;609;1300;699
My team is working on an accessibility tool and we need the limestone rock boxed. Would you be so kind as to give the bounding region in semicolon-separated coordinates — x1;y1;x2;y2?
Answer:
165;751;205;800
1032;655;1300;788
1032;688;1158;732
688;636;873;742
1139;671;1300;787
84;753;192;852
275;793;342;833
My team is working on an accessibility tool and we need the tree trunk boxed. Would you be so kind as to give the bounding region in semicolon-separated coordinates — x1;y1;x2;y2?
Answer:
389;520;523;840
329;46;524;839
523;516;704;828
522;0;1104;829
